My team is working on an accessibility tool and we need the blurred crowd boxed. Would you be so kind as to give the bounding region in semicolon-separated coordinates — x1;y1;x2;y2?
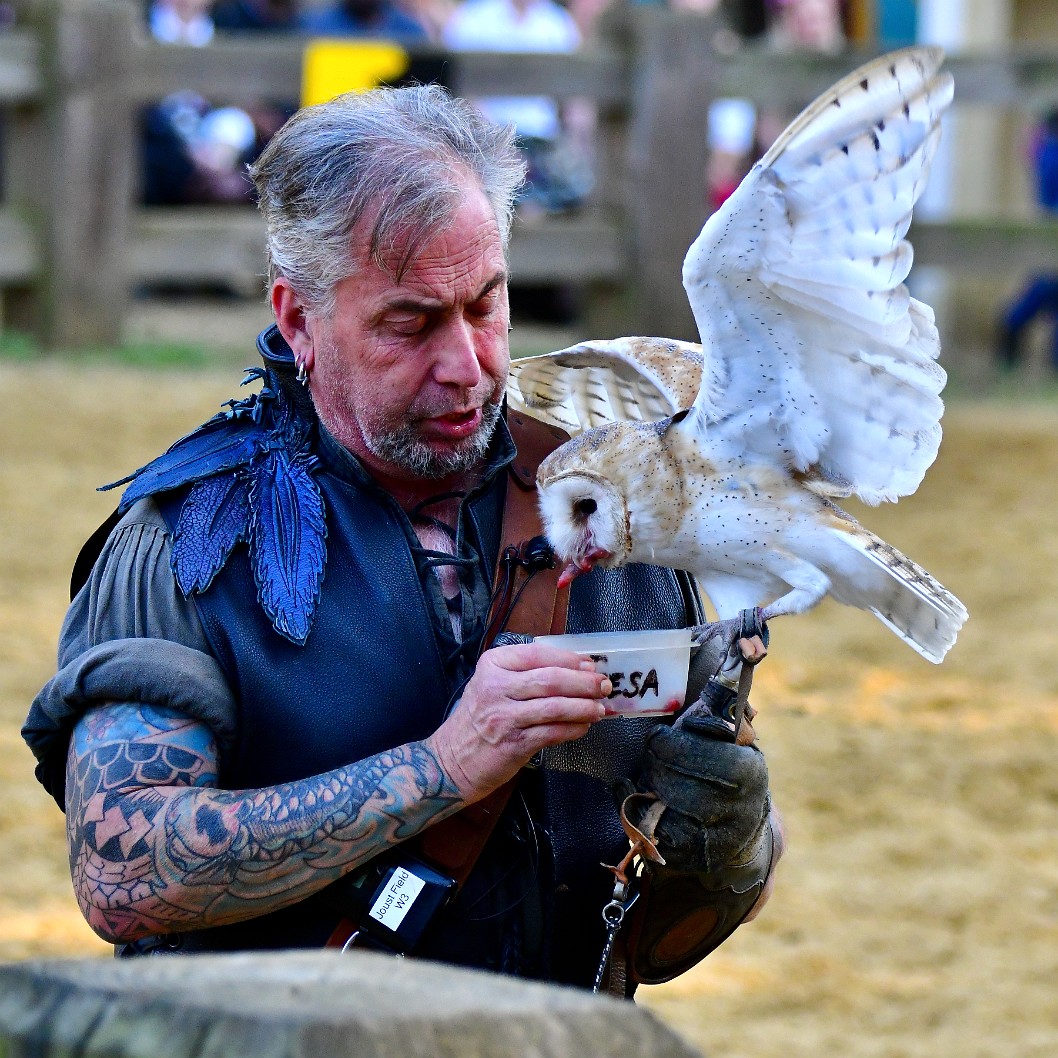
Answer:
139;0;849;213
140;0;595;209
705;0;845;208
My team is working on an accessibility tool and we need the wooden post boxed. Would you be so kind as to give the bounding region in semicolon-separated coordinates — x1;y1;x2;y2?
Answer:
625;8;719;341
580;1;635;338
6;0;136;348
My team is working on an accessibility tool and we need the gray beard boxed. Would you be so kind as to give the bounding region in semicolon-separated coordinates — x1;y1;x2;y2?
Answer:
363;399;503;479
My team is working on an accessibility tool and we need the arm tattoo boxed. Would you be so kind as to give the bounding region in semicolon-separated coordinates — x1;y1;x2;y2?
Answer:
66;704;462;943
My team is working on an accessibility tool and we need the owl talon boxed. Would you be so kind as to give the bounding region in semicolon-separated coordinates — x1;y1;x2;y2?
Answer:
689;622;722;648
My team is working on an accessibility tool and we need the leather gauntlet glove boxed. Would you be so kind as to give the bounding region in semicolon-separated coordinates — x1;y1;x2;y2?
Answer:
622;718;775;986
636;714;770;874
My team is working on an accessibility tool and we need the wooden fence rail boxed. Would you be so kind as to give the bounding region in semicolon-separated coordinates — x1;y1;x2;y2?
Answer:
2;1;1058;348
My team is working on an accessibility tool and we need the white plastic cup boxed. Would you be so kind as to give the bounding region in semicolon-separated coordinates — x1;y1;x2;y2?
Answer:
536;627;692;718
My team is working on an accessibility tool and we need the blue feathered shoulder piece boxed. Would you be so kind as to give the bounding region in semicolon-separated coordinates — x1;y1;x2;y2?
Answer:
100;369;327;645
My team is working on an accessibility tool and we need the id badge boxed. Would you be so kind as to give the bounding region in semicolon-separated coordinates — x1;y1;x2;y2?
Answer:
359;857;457;952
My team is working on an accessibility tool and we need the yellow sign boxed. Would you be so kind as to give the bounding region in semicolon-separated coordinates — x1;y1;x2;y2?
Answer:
301;40;411;108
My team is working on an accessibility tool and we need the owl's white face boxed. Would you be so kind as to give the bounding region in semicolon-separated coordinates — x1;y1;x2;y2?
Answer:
537;471;630;587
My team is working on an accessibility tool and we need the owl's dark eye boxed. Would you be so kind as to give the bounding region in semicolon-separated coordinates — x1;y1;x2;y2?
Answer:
575;498;598;516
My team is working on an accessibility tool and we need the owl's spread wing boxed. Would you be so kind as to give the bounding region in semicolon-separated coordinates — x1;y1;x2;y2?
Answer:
506;336;708;436
682;46;954;504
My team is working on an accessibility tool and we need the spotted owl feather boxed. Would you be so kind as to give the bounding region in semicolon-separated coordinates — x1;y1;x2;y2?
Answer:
683;46;954;504
528;47;967;664
507;336;708;435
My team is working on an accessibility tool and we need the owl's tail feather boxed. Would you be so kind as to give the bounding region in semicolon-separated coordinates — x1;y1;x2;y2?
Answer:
824;525;968;663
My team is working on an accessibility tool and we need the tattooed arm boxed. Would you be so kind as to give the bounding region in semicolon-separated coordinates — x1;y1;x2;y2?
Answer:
65;642;609;944
66;703;462;944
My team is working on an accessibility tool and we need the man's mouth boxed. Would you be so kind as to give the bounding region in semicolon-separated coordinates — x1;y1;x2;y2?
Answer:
421;407;483;440
557;546;613;589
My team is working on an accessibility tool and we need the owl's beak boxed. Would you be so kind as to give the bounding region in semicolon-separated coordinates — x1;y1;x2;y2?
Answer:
556;547;612;589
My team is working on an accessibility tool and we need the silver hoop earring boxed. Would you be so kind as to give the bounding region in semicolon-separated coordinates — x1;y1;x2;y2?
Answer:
296;360;308;387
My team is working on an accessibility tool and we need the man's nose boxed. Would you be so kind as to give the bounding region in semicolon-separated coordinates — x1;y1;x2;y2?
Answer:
432;317;483;388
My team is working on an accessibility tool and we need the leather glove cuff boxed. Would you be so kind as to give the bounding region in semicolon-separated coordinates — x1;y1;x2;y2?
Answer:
626;809;776;985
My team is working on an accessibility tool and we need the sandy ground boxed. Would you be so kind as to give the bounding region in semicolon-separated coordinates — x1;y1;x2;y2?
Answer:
1;359;1057;1057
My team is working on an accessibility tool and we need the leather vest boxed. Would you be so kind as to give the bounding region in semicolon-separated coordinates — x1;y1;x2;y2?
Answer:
155;426;504;792
120;328;703;983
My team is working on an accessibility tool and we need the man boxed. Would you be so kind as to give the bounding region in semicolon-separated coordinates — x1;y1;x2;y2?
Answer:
25;85;779;992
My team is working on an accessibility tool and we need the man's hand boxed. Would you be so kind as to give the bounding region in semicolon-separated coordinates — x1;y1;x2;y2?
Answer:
426;642;610;803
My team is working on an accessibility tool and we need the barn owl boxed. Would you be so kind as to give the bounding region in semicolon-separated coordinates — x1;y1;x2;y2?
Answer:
508;47;967;663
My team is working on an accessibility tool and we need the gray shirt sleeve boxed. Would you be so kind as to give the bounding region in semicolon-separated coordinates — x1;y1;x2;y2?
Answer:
23;498;238;810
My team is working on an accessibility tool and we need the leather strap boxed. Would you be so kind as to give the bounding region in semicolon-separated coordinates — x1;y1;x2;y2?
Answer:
482;411;573;645
326;411;572;948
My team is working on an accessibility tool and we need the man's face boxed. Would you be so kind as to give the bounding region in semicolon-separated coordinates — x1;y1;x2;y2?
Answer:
305;182;511;484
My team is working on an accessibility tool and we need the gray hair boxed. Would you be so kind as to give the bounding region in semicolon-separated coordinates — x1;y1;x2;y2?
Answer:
249;85;526;317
